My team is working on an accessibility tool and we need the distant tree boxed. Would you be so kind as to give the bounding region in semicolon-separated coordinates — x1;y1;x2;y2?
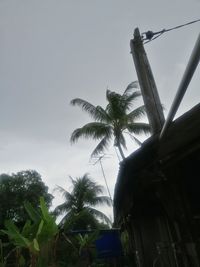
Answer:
54;174;112;230
0;170;53;228
70;82;151;160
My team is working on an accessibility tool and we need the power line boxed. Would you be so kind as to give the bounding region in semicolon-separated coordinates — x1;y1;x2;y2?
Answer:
142;18;200;44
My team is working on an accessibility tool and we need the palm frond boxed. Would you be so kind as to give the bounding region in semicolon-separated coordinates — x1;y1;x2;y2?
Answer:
91;134;112;158
95;106;111;123
88;208;112;226
70;98;96;116
68;175;76;187
58;211;75;226
71;98;110;123
127;122;151;135
122;91;141;111
91;196;112;206
54;185;72;201
74;174;104;201
53;202;71;217
83;182;104;196
106;89;116;102
127;105;147;121
70;123;112;143
123;81;139;95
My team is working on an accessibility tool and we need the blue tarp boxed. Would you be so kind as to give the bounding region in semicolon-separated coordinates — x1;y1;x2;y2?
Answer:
95;230;123;259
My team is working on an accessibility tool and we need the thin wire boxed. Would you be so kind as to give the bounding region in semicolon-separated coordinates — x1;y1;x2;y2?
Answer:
142;18;200;44
165;18;200;33
91;155;113;203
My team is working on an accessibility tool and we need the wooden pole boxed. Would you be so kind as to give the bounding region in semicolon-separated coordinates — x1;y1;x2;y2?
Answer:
160;32;200;139
130;28;165;134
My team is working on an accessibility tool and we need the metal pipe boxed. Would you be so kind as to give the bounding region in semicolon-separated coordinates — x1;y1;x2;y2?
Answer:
160;32;200;139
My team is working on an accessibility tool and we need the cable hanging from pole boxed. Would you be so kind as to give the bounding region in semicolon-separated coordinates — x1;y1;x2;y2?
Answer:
142;18;200;44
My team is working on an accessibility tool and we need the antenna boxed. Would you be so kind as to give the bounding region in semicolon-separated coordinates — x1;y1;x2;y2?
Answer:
91;154;113;204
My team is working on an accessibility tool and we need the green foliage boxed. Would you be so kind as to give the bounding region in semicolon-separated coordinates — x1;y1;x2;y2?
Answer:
24;201;41;224
0;170;53;228
1;197;58;267
54;174;112;230
75;231;99;256
2;221;31;249
56;230;99;266
70;82;150;159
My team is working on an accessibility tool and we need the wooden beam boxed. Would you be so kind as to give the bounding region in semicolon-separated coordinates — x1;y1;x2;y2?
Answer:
160;32;200;139
130;28;165;134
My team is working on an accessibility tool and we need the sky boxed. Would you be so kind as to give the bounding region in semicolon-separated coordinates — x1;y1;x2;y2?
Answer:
0;0;199;220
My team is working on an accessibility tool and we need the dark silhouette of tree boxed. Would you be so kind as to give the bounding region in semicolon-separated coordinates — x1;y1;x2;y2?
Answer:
70;82;150;160
54;174;112;230
0;170;53;228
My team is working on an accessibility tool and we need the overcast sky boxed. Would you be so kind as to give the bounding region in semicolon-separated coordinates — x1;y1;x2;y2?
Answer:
0;0;199;219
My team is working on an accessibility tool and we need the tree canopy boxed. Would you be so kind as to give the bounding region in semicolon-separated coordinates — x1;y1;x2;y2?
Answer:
70;81;150;160
0;170;53;228
54;174;112;230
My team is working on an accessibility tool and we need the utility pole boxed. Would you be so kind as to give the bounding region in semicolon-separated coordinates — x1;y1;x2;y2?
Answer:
130;28;165;134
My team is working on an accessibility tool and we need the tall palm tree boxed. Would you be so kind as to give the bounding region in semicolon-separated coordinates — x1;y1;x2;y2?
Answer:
70;82;151;160
54;174;112;230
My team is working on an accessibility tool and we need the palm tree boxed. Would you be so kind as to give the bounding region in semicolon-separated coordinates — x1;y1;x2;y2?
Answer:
70;82;151;160
54;174;112;230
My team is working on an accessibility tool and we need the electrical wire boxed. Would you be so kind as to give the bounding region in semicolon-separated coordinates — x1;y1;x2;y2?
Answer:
142;18;200;44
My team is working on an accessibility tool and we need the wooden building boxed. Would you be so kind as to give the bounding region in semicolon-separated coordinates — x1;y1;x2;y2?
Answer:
114;104;200;266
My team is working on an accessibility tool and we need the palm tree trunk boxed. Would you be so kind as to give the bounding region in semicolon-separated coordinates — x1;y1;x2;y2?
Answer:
30;253;37;267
